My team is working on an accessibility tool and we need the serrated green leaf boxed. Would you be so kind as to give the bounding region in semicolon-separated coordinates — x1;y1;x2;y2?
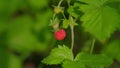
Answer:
42;55;64;65
63;19;69;29
75;52;113;68
62;60;85;68
42;45;73;65
80;1;120;41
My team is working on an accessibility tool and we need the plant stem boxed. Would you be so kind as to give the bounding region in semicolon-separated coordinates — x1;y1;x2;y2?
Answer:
90;39;96;55
61;11;67;19
52;0;63;24
58;0;63;7
67;0;70;7
70;25;74;50
52;14;56;20
67;0;74;51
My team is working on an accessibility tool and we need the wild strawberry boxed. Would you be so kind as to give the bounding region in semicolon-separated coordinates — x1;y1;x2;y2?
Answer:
52;22;59;30
54;7;62;14
54;29;66;40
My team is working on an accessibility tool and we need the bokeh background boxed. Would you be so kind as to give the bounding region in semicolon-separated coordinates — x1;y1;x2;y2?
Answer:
0;0;120;68
0;0;57;68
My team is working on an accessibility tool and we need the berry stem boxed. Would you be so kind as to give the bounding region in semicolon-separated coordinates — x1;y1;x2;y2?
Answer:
90;38;96;55
58;0;63;7
61;11;67;19
52;14;56;21
51;0;63;27
70;25;74;50
67;0;70;7
53;0;63;20
67;0;75;51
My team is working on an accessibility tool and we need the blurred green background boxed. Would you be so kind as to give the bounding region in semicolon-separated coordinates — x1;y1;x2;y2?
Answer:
1;0;120;68
0;0;58;68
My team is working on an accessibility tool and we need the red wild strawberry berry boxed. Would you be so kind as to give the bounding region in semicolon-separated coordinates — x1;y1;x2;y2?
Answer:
54;29;66;41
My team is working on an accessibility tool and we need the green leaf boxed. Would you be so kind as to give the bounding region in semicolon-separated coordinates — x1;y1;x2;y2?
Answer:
75;52;113;68
42;45;73;65
79;1;120;41
103;40;120;61
63;19;69;29
79;0;108;6
106;0;120;15
67;6;81;18
42;55;64;65
62;60;85;68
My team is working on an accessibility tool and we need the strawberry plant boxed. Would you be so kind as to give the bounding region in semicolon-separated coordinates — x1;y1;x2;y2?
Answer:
42;0;120;68
0;0;120;68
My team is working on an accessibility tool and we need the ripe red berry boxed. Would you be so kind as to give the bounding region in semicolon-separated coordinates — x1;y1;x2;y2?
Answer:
54;29;66;41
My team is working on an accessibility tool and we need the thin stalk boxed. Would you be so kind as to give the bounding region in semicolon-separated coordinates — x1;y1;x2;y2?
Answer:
67;0;74;51
67;0;70;7
61;11;67;19
52;0;63;24
58;0;63;7
52;13;56;20
70;26;74;50
90;39;96;55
